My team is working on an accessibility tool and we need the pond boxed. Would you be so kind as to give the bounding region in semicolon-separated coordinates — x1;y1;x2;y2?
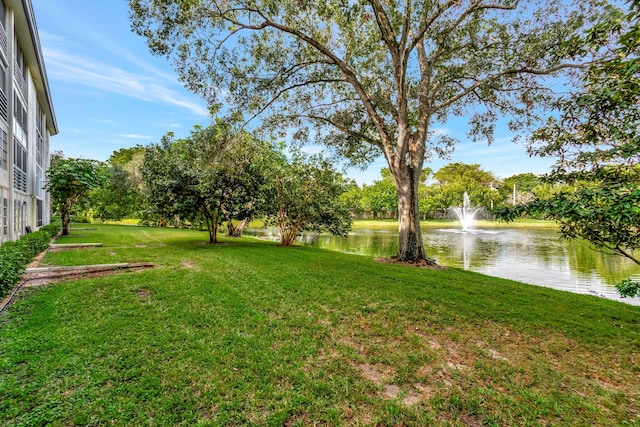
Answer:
245;224;640;306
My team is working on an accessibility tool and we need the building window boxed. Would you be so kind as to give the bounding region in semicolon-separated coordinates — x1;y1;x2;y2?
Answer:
0;2;6;59
0;129;6;170
35;166;43;198
0;188;7;239
37;199;43;227
36;105;44;167
0;2;5;30
13;40;26;100
0;57;6;122
13;138;27;192
13;93;27;142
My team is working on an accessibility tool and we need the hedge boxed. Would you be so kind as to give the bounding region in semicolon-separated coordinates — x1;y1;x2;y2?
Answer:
0;222;61;298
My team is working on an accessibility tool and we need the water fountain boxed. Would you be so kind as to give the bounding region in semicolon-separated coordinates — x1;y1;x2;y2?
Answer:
452;192;480;232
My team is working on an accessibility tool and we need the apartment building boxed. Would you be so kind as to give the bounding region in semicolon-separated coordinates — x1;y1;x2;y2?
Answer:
0;0;57;244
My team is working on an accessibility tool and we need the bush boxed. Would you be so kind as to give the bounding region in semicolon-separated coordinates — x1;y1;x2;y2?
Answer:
0;222;61;298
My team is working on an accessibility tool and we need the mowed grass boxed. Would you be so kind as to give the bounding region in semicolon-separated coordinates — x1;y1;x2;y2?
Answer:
0;224;638;426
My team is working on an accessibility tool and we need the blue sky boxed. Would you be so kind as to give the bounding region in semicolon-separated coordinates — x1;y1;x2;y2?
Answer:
32;0;557;185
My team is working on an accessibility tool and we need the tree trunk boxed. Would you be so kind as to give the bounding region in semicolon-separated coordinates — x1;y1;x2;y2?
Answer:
280;227;298;246
227;217;250;237
204;212;219;244
394;167;436;264
61;212;71;236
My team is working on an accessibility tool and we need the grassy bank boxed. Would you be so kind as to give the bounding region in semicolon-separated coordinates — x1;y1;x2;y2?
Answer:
350;218;558;229
244;218;558;230
1;224;637;426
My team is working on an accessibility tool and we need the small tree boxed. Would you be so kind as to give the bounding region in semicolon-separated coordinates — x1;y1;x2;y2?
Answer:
361;169;399;216
267;154;352;246
142;124;276;243
92;146;146;222
46;158;109;235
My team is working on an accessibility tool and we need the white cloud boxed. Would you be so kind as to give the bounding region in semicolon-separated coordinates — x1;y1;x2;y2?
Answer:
42;46;209;117
117;134;152;139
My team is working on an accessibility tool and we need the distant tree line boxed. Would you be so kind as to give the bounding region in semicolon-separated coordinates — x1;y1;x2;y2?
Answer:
343;163;549;219
76;133;560;227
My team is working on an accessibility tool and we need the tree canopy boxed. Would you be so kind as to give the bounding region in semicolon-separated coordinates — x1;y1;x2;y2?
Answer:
266;153;353;246
430;162;500;210
46;157;109;235
130;0;614;262
142;123;275;243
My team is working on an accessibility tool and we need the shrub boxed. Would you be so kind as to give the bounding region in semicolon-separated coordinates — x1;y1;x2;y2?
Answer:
0;222;60;298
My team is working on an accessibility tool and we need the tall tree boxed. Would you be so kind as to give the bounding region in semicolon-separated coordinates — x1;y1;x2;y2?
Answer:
46;158;109;235
130;0;612;263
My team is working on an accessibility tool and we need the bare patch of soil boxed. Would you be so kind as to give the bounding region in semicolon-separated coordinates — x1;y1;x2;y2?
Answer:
357;363;391;385
181;260;198;269
381;384;401;399
23;265;154;287
374;257;447;270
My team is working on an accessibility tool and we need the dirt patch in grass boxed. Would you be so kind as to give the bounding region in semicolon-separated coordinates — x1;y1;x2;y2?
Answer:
23;265;154;287
357;363;392;385
181;260;198;269
374;257;447;270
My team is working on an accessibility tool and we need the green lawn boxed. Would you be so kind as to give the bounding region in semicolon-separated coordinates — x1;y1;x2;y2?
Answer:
1;224;638;426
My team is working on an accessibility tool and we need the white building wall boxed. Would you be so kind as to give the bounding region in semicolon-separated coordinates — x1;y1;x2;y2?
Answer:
0;0;57;244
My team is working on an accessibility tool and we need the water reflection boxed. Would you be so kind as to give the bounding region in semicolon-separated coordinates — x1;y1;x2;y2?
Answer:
245;226;640;305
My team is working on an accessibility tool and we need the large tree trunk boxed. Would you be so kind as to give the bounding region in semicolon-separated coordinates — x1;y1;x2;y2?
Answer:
394;166;436;264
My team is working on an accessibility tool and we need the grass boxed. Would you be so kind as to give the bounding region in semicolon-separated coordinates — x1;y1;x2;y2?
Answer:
1;224;638;426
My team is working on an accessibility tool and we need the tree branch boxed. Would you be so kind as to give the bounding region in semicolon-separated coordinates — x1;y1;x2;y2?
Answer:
434;63;585;111
299;113;383;148
243;78;348;126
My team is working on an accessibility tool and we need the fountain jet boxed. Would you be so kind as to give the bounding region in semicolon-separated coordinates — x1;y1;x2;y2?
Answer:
452;192;480;232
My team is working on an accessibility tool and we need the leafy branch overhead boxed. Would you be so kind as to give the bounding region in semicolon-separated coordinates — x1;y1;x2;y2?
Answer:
497;3;640;296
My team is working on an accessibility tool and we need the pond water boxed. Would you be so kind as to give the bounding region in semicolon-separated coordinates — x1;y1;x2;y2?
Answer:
245;225;640;306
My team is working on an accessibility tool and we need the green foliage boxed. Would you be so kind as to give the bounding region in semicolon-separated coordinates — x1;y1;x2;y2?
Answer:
92;147;146;222
498;173;543;206
500;4;640;294
142;123;278;243
424;163;501;211
46;158;109;235
0;223;60;298
616;278;640;298
360;169;399;213
266;153;352;246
